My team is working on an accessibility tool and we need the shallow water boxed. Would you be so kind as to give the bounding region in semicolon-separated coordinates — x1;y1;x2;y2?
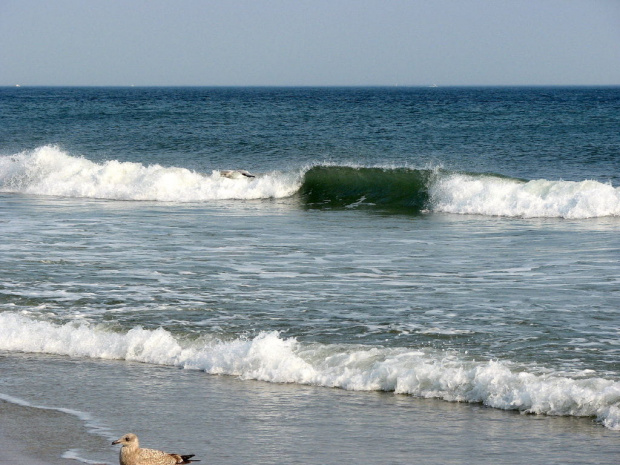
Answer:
2;353;619;465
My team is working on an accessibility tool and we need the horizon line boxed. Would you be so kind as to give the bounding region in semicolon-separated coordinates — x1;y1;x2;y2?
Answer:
3;83;620;89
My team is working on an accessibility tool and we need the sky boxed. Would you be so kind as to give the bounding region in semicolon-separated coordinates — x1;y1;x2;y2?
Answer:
1;0;619;86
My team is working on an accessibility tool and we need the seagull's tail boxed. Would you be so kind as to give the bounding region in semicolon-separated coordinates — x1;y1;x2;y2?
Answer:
179;455;199;464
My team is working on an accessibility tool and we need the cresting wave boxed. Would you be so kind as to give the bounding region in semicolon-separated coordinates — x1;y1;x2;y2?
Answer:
1;146;619;218
302;166;620;218
0;146;301;201
1;312;619;430
429;174;620;219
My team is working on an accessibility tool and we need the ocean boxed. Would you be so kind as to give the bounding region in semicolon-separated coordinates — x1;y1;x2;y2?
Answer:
0;86;619;464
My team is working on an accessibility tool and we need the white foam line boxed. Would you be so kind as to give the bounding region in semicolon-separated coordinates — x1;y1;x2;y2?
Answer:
0;146;301;202
0;392;114;440
61;449;111;465
430;174;620;218
1;312;619;430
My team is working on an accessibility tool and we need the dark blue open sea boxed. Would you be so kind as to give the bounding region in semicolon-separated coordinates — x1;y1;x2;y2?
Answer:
1;87;619;464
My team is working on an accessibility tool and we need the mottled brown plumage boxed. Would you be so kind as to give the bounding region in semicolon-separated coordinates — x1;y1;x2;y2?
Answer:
112;433;199;465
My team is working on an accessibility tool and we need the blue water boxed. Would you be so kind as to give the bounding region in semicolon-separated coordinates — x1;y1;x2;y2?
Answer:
2;87;619;181
0;87;619;464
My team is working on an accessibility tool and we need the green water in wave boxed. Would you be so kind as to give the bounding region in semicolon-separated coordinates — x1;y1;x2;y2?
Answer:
299;166;435;212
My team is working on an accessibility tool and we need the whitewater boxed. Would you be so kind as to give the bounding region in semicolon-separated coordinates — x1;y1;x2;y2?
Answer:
2;312;618;430
1;146;619;218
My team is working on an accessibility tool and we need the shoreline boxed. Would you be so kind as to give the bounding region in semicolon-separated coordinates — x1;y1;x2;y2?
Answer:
0;398;110;465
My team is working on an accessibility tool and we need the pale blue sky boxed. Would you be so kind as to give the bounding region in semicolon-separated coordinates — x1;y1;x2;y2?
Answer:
1;0;619;86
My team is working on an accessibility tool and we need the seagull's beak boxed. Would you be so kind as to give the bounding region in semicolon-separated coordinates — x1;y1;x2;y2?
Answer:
112;439;120;445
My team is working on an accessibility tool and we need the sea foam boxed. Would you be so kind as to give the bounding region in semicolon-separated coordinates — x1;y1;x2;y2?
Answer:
1;312;618;430
430;174;620;219
0;146;300;201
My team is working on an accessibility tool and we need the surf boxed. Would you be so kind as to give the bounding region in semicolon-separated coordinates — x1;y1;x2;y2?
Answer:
1;312;619;430
0;146;300;202
430;173;620;219
2;146;619;219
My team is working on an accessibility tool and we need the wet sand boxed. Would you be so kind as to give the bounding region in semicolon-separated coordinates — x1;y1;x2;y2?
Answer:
0;397;112;465
0;432;61;465
0;401;78;464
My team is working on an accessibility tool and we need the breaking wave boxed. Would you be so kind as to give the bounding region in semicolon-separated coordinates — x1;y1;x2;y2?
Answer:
0;146;300;201
299;165;433;212
1;312;619;430
429;174;620;219
1;146;619;218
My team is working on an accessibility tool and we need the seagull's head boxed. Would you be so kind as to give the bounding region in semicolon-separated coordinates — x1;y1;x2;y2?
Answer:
112;433;139;448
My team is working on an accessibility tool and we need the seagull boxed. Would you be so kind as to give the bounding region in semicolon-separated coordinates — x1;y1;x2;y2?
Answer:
220;169;256;179
112;433;199;465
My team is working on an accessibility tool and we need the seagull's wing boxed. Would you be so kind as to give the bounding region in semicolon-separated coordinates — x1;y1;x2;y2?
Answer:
137;447;192;465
